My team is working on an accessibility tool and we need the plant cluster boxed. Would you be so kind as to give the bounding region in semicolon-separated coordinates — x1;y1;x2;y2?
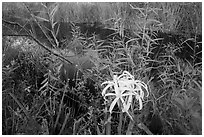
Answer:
2;2;202;135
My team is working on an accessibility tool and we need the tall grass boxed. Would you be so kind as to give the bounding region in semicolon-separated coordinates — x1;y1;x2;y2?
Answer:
2;2;202;135
3;2;201;34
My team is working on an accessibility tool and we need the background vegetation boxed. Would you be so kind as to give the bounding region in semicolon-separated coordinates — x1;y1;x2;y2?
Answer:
2;2;202;135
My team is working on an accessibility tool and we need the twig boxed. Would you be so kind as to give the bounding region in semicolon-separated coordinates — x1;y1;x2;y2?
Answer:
3;19;73;65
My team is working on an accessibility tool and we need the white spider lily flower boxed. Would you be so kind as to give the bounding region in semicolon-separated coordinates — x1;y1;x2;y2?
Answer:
101;71;149;120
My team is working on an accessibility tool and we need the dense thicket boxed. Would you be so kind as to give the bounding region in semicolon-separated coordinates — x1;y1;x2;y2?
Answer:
2;2;202;135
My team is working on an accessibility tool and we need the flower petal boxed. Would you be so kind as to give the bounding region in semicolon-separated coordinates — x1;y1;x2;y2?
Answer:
138;97;143;110
125;110;133;121
102;84;114;96
123;94;133;112
101;81;112;86
104;93;116;97
109;97;119;113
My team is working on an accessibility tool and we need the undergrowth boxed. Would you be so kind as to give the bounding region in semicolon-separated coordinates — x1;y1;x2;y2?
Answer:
2;2;202;135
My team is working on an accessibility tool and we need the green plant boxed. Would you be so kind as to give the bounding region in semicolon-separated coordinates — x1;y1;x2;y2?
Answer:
2;37;49;135
101;71;149;134
8;93;49;135
102;71;149;118
2;2;201;135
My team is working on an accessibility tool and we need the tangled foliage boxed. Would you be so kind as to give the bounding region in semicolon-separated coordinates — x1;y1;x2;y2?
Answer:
2;2;202;135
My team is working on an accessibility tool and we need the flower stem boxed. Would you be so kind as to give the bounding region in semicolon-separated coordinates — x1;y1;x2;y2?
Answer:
104;108;111;135
126;118;135;135
118;112;123;135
